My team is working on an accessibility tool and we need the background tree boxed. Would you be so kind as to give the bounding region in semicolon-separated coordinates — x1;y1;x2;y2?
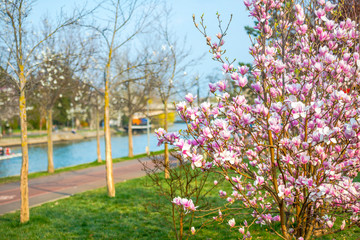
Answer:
79;82;104;163
32;48;79;173
148;8;199;178
83;0;157;197
111;53;156;157
0;0;85;223
0;69;18;135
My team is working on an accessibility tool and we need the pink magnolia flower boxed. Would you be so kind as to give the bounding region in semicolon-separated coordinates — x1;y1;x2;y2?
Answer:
341;220;346;230
174;139;191;157
325;20;336;30
325;1;336;12
176;101;187;112
298;24;308;34
202;127;213;139
209;83;217;93
243;0;251;7
220;129;231;140
172;197;198;213
236;76;248;87
191;154;204;168
238;65;249;75
272;215;280;222
172;196;182;205
200;102;211;114
231;72;240;81
217;80;227;92
315;8;327;21
251;82;263;92
278;185;293;199
326;220;334;228
185;93;196;103
254;176;264;186
228;218;236;228
155;128;166;138
241;113;255;125
219;190;227;197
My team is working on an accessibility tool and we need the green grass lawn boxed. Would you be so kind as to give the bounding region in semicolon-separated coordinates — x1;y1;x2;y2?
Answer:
0;174;237;239
0;170;359;239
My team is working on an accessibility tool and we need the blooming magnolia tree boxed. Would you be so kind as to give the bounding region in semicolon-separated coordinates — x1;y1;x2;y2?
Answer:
156;0;360;239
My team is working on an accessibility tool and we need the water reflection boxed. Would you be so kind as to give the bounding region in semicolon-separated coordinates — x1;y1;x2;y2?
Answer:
0;123;186;178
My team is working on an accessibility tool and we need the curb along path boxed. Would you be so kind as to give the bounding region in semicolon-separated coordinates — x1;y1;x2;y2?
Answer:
0;158;152;215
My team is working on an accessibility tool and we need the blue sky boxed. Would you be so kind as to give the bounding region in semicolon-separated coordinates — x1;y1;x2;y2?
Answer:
30;0;254;95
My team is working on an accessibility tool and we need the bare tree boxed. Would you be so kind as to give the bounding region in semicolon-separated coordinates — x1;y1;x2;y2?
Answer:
0;69;18;133
94;93;103;162
0;0;86;223
80;83;104;163
111;54;155;157
32;48;78;173
147;8;200;178
83;0;157;197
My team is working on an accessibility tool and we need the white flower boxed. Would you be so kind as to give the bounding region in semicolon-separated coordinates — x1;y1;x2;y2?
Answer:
228;218;236;227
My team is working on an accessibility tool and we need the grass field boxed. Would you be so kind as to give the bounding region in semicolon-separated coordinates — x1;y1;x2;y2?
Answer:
0;170;359;239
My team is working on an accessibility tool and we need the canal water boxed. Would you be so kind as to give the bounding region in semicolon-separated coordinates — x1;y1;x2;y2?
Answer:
0;123;186;178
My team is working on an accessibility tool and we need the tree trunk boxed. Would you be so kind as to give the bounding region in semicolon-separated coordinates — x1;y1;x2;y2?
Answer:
47;109;54;173
39;115;43;131
89;109;95;130
164;100;169;178
19;70;29;223
104;64;115;197
128;115;133;157
96;107;102;163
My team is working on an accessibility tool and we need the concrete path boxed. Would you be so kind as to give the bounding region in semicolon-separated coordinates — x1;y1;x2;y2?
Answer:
0;158;153;215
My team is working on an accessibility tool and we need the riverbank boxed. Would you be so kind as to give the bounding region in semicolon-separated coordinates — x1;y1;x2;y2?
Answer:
0;130;105;147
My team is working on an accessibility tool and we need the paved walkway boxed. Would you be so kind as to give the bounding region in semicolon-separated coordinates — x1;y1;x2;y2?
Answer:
0;158;153;215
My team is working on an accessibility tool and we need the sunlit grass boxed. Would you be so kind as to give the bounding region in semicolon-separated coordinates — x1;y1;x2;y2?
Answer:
0;170;359;239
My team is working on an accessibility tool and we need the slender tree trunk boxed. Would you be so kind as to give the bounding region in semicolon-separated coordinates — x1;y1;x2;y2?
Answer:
89;109;95;130
104;62;115;197
19;69;29;223
128;115;133;157
96;107;102;163
47;109;54;173
39;115;42;131
164;100;169;178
